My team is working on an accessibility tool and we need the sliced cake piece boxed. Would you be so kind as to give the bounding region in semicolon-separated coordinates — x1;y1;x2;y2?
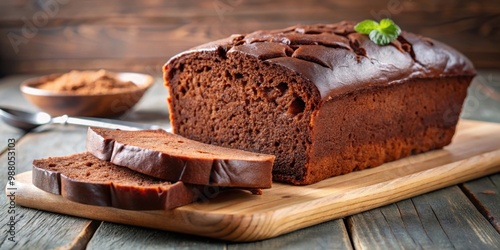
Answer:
86;127;274;188
32;152;197;210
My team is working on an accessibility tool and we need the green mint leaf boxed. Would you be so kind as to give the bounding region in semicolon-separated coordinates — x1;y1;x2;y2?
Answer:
369;30;392;45
378;18;401;40
354;18;401;45
354;20;379;34
378;19;394;29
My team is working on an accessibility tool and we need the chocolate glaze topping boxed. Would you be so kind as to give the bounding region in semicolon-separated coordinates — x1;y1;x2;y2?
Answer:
167;21;476;100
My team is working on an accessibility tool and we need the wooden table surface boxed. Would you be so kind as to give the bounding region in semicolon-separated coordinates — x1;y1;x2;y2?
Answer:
0;71;499;249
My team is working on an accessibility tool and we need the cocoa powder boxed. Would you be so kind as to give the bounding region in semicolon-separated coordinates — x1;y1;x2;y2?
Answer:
38;70;139;95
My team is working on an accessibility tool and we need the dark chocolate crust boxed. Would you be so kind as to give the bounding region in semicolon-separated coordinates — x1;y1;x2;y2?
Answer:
166;21;475;100
86;127;274;188
164;21;476;185
32;153;197;210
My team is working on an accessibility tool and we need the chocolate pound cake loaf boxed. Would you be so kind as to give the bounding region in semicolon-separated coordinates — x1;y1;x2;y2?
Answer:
164;21;476;185
32;152;196;210
86;127;274;188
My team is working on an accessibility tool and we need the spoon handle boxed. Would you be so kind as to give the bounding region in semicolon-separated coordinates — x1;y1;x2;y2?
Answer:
52;115;165;131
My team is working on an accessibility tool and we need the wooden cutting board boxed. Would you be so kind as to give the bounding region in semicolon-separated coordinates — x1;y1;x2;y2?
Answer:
10;120;500;242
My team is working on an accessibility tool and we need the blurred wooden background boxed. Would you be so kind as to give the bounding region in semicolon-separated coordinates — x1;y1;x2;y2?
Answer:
0;0;498;77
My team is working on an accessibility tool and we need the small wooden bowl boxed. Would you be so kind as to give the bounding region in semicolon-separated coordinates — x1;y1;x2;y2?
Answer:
20;72;154;117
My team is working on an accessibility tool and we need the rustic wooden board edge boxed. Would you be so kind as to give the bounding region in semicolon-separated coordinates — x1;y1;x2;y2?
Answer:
7;120;500;242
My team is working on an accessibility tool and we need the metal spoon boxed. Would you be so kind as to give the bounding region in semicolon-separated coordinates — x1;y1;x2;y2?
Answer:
0;106;163;131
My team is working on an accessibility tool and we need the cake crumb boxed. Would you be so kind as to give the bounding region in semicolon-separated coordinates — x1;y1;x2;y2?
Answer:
480;190;496;195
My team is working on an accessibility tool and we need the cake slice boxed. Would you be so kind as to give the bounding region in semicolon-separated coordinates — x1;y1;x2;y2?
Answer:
32;152;196;210
86;127;274;188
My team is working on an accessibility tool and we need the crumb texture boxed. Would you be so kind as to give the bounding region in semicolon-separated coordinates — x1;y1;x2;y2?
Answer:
33;152;171;186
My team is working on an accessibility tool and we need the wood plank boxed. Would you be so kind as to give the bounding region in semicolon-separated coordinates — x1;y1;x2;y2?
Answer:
1;14;497;57
0;126;23;153
0;125;93;249
348;186;500;249
85;210;352;249
0;0;498;21
2;25;497;74
461;174;500;232
64;220;102;250
413;186;500;248
227;219;352;250
87;223;226;250
0;0;213;21
0;125;87;179
0;204;98;249
9;120;500;242
348;203;426;249
0;0;498;73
